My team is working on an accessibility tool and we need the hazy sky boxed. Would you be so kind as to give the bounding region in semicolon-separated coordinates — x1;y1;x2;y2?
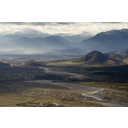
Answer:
0;22;128;37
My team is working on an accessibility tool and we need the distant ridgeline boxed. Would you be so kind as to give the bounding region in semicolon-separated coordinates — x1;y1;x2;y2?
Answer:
80;29;128;53
73;50;123;65
105;52;128;61
0;62;10;68
116;48;128;55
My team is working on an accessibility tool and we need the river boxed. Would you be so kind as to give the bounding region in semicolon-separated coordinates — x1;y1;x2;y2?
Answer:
25;66;128;106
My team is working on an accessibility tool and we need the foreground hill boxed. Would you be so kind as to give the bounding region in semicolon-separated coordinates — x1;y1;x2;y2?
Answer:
0;62;10;68
73;51;122;65
80;29;128;53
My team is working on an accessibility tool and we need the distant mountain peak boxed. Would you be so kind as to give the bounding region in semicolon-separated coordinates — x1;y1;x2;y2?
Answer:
93;28;128;37
120;28;128;32
87;50;101;54
44;35;70;44
80;28;128;53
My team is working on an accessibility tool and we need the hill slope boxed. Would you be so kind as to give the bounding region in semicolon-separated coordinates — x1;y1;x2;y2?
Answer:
105;52;128;60
116;48;128;55
0;62;10;68
73;51;122;65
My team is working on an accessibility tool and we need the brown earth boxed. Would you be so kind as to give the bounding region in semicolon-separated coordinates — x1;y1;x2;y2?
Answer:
73;50;122;65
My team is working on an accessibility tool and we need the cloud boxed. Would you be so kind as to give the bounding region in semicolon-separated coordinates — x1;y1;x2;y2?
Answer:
56;22;74;25
91;22;122;24
0;22;50;26
0;22;76;27
0;22;128;37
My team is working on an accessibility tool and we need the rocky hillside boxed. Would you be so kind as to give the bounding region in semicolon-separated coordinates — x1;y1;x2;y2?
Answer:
73;51;122;65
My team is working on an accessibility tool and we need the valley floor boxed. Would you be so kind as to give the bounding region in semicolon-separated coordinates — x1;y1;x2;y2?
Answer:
0;65;128;107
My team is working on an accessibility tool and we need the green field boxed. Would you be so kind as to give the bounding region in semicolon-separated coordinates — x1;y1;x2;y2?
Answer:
0;77;22;81
47;61;85;66
46;60;118;67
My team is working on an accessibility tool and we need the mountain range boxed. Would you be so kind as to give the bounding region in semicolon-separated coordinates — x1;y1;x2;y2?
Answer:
0;36;73;53
80;29;128;53
12;36;70;49
1;28;128;54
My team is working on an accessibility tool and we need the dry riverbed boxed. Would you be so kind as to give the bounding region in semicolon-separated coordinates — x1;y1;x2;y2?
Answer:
0;80;128;107
25;80;128;107
0;66;128;107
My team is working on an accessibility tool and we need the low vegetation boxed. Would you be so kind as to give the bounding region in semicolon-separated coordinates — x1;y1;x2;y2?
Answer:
47;61;84;66
25;61;46;66
0;52;128;107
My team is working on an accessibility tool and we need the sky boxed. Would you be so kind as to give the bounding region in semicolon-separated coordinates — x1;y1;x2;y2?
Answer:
0;22;128;37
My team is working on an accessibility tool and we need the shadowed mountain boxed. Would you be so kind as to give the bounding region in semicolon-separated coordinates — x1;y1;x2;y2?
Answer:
73;50;122;65
80;29;128;53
